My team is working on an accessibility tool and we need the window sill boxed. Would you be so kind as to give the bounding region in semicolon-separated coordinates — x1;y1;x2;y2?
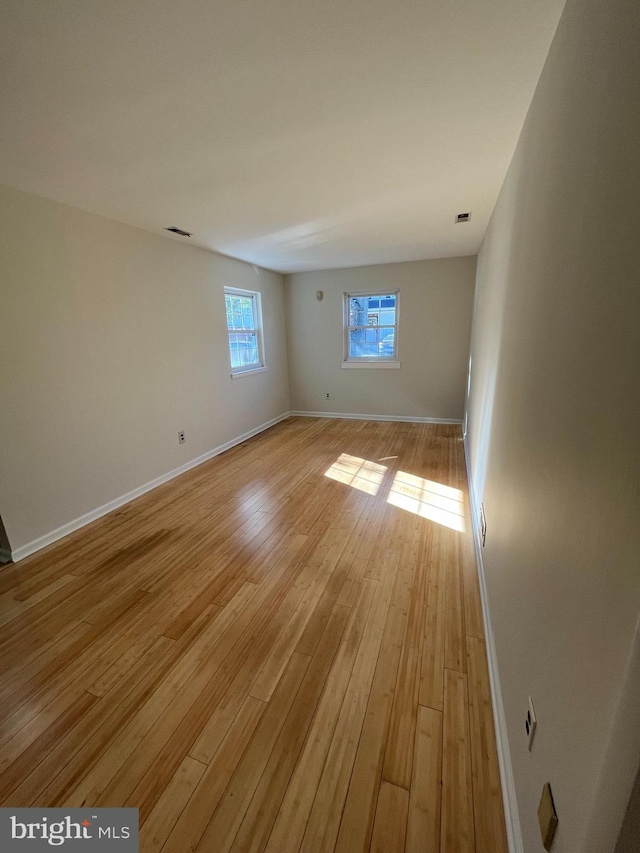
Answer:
230;366;268;379
341;360;401;369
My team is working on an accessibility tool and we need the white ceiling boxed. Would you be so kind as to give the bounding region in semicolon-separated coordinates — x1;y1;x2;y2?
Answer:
0;0;564;273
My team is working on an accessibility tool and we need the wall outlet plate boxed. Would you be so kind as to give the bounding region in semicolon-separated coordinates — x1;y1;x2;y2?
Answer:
526;696;537;750
178;431;186;444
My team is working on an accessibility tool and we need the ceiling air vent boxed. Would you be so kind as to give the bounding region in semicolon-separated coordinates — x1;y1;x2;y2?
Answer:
455;212;471;223
165;227;192;237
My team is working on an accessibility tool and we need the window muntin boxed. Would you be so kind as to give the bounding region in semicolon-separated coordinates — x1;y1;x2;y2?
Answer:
344;291;398;361
224;288;264;373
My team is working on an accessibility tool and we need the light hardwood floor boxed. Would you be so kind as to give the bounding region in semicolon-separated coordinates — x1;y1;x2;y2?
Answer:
0;417;507;852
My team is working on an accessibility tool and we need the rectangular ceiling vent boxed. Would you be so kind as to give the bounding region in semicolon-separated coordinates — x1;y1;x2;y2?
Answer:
165;226;192;237
455;212;471;223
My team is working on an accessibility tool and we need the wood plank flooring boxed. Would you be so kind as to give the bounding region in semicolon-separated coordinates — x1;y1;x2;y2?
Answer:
0;417;507;852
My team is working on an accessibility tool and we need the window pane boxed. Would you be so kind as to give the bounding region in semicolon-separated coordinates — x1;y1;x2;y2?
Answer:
241;297;254;327
349;297;367;327
239;298;249;329
229;332;259;368
344;291;397;361
226;294;256;331
349;294;395;327
379;305;396;325
225;294;233;330
231;296;241;330
348;327;395;358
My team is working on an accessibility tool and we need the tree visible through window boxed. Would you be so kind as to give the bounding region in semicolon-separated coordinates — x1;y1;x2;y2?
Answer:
224;287;264;373
344;291;398;361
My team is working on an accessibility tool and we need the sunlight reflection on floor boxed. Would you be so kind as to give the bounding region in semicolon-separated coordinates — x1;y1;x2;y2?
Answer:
324;453;464;531
387;471;465;531
324;453;387;496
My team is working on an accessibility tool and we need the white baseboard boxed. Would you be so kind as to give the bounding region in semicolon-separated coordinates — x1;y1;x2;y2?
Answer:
291;410;463;425
463;436;523;853
0;549;11;565
10;412;291;564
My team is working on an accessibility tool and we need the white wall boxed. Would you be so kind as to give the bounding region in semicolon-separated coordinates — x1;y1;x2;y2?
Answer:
285;257;475;421
0;184;289;555
465;0;640;850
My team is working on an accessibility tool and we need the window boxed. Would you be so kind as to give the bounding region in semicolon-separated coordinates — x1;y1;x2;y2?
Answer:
342;290;400;368
224;287;265;375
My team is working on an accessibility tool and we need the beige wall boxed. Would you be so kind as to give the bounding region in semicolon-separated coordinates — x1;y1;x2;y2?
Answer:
285;257;475;421
465;0;640;850
0;184;289;555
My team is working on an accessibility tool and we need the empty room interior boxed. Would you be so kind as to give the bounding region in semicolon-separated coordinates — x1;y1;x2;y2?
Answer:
0;0;638;851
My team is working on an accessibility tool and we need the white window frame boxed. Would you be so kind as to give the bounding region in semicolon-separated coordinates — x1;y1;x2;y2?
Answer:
342;289;401;369
224;286;267;377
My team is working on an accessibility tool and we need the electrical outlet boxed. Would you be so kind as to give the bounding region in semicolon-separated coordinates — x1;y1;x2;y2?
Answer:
526;696;537;750
326;392;330;399
178;431;186;444
480;503;487;546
